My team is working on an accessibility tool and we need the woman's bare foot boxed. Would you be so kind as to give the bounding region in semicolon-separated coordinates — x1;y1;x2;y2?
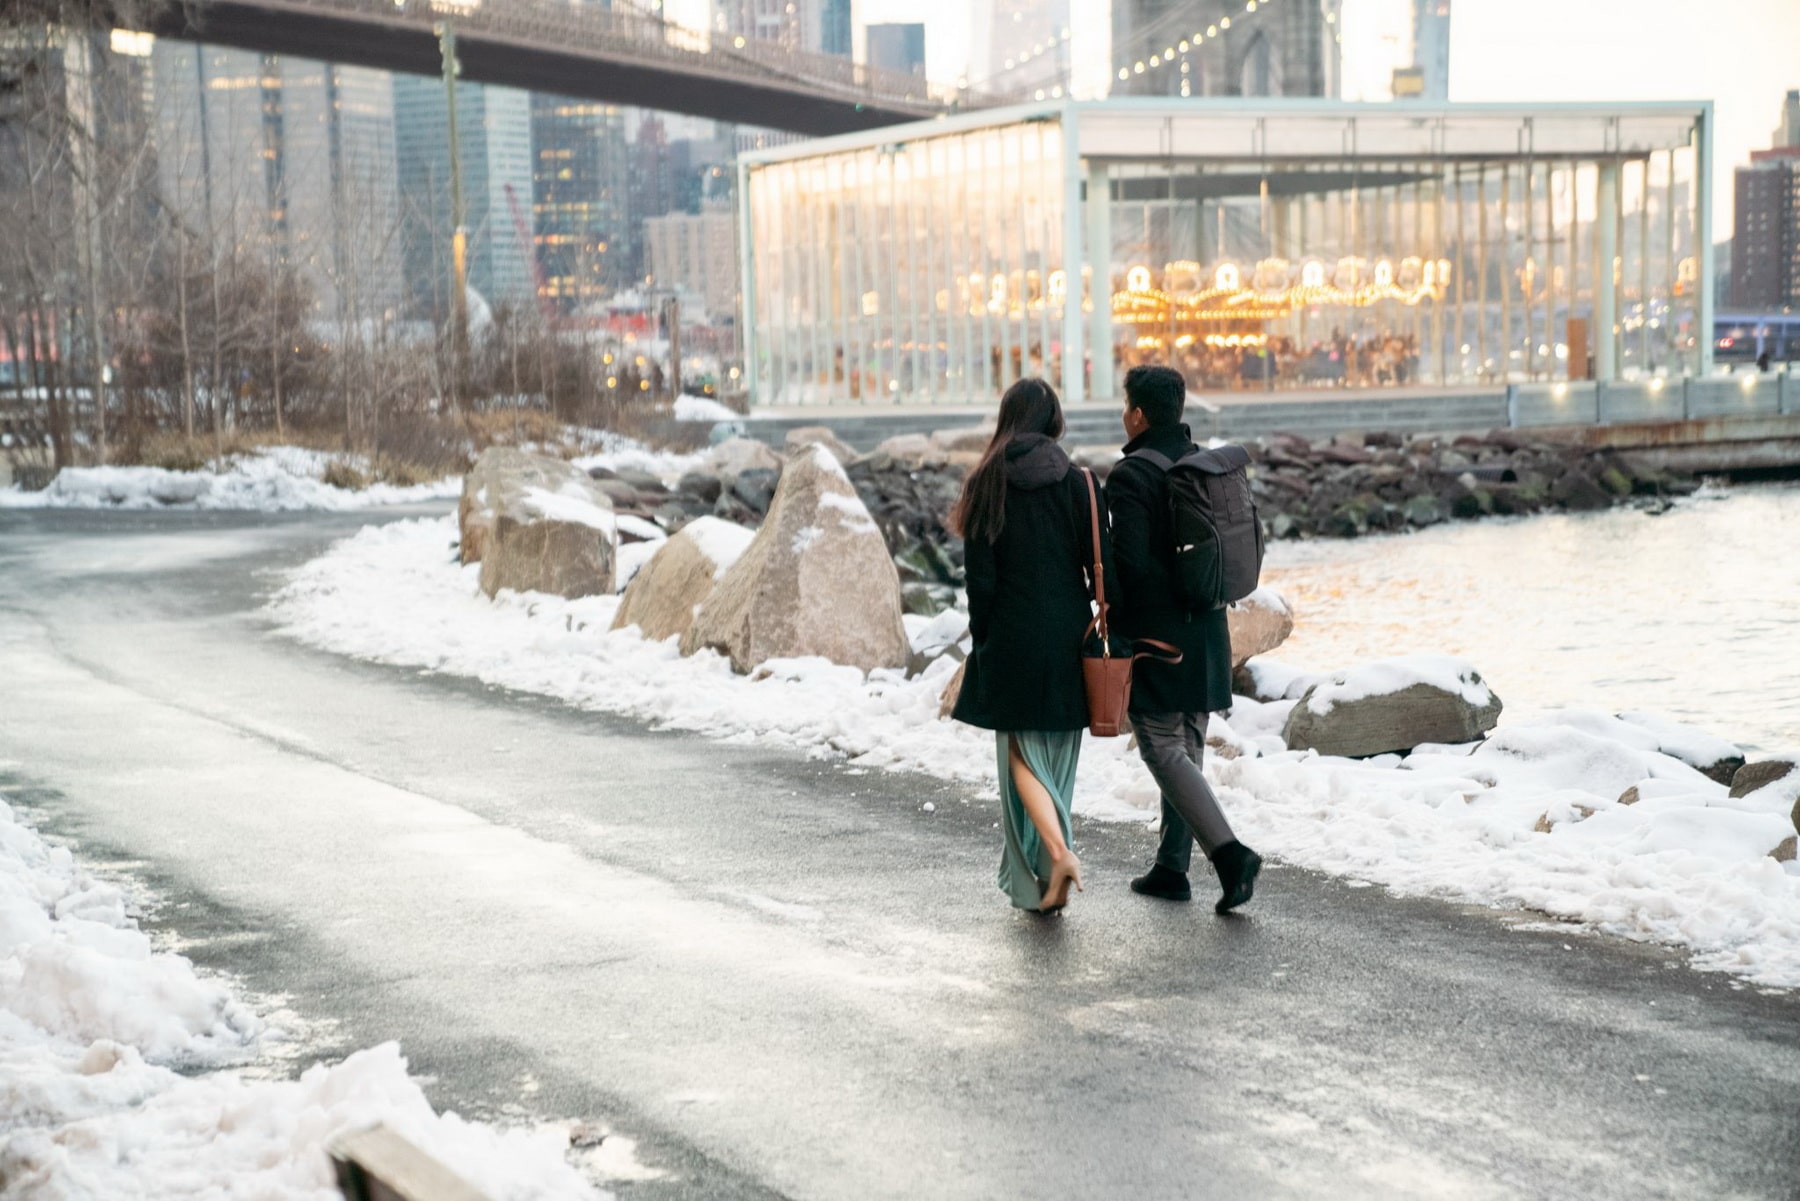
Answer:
1038;850;1084;913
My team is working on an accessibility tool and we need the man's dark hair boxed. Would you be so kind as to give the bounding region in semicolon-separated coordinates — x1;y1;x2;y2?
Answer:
1124;365;1186;429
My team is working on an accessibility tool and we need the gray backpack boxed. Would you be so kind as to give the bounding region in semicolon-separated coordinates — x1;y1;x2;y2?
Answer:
1128;444;1264;610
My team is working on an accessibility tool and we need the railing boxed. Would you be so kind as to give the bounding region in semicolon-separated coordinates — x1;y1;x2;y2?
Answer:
224;0;1029;111
1506;373;1799;428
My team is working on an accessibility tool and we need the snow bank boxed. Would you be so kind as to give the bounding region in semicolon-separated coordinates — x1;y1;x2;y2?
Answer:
671;395;741;424
0;447;457;512
0;795;605;1199
269;516;1800;989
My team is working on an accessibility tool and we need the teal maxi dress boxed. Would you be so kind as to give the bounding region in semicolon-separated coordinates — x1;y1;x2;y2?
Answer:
949;435;1116;910
993;730;1083;909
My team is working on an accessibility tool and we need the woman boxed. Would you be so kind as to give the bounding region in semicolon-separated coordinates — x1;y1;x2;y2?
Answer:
950;379;1117;913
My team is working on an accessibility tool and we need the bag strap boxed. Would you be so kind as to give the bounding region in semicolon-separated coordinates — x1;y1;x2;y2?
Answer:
1128;447;1175;472
1080;466;1185;671
1079;468;1110;654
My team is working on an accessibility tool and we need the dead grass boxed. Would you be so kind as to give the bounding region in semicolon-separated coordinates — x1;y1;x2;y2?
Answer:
321;459;371;490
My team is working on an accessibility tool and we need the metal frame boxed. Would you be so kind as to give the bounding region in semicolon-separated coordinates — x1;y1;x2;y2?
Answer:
738;99;1713;410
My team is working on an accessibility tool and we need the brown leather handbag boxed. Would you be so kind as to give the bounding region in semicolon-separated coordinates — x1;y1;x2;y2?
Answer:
1078;468;1181;737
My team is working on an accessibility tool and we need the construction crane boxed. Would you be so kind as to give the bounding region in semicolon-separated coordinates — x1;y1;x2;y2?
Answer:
503;182;557;322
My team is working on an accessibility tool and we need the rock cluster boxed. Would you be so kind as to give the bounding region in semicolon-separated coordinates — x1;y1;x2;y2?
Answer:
1228;430;1698;539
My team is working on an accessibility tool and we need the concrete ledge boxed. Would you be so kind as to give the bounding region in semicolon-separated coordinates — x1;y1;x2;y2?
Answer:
331;1125;494;1201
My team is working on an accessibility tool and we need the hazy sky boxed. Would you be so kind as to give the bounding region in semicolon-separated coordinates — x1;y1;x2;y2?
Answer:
853;0;1800;238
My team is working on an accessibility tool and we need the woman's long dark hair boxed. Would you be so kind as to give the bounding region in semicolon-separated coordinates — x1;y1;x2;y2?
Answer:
948;377;1065;544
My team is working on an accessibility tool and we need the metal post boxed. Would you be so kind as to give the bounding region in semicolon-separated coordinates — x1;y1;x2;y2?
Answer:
1059;108;1085;404
1085;160;1114;402
1453;164;1466;382
1695;105;1715;376
1431;175;1446;384
1500;163;1512;382
63;32;108;461
1543;163;1556;378
1595;159;1619;383
1523;158;1535;378
664;295;682;396
736;159;758;404
1476;164;1490;380
1638;159;1651;374
438;20;469;406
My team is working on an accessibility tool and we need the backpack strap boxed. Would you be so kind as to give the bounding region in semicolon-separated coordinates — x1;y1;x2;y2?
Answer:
1127;447;1176;472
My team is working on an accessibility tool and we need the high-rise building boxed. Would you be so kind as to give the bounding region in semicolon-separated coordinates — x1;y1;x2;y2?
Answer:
1775;89;1800;150
982;0;1072;95
150;44;401;317
820;0;853;57
393;77;534;320
1731;148;1800;311
1110;0;1330;98
713;0;839;54
644;201;740;320
531;95;631;311
866;24;926;79
1411;0;1451;101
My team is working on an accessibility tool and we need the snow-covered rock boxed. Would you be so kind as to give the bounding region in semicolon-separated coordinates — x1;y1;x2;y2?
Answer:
683;444;908;675
1226;588;1294;669
705;437;782;481
1231;657;1324;703
1283;654;1502;758
782;425;858;468
871;433;934;464
460;448;618;600
1729;757;1798;801
1615;711;1746;785
672;394;740;424
611;516;755;644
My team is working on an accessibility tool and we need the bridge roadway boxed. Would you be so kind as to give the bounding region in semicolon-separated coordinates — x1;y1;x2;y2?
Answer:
120;0;976;135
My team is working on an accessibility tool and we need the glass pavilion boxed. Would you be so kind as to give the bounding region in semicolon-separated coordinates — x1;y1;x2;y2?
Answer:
736;99;1714;408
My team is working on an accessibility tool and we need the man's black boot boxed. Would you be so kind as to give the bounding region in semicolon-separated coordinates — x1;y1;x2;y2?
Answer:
1209;841;1263;914
1129;863;1192;902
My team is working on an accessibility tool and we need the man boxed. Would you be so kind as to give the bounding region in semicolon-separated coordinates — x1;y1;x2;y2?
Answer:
1106;365;1262;914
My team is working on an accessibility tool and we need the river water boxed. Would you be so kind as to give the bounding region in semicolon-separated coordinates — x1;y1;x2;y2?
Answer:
1260;481;1800;755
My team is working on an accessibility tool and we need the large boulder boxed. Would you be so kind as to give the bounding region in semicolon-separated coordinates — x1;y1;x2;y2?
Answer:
871;433;935;465
682;444;910;674
1227;588;1294;669
461;447;608;569
1283;655;1503;758
706;437;783;480
929;425;995;455
783;425;859;467
469;453;619;600
1729;757;1797;800
939;660;967;719
611;516;756;643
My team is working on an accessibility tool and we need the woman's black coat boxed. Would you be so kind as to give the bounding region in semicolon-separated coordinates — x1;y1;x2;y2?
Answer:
1105;422;1234;715
951;435;1116;733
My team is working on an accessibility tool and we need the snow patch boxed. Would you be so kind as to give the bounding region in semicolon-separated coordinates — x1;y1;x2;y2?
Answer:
0;795;604;1198
1298;653;1493;713
0;447;457;512
681;516;757;580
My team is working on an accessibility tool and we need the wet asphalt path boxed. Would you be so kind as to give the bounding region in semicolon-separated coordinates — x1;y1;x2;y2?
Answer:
0;508;1796;1201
